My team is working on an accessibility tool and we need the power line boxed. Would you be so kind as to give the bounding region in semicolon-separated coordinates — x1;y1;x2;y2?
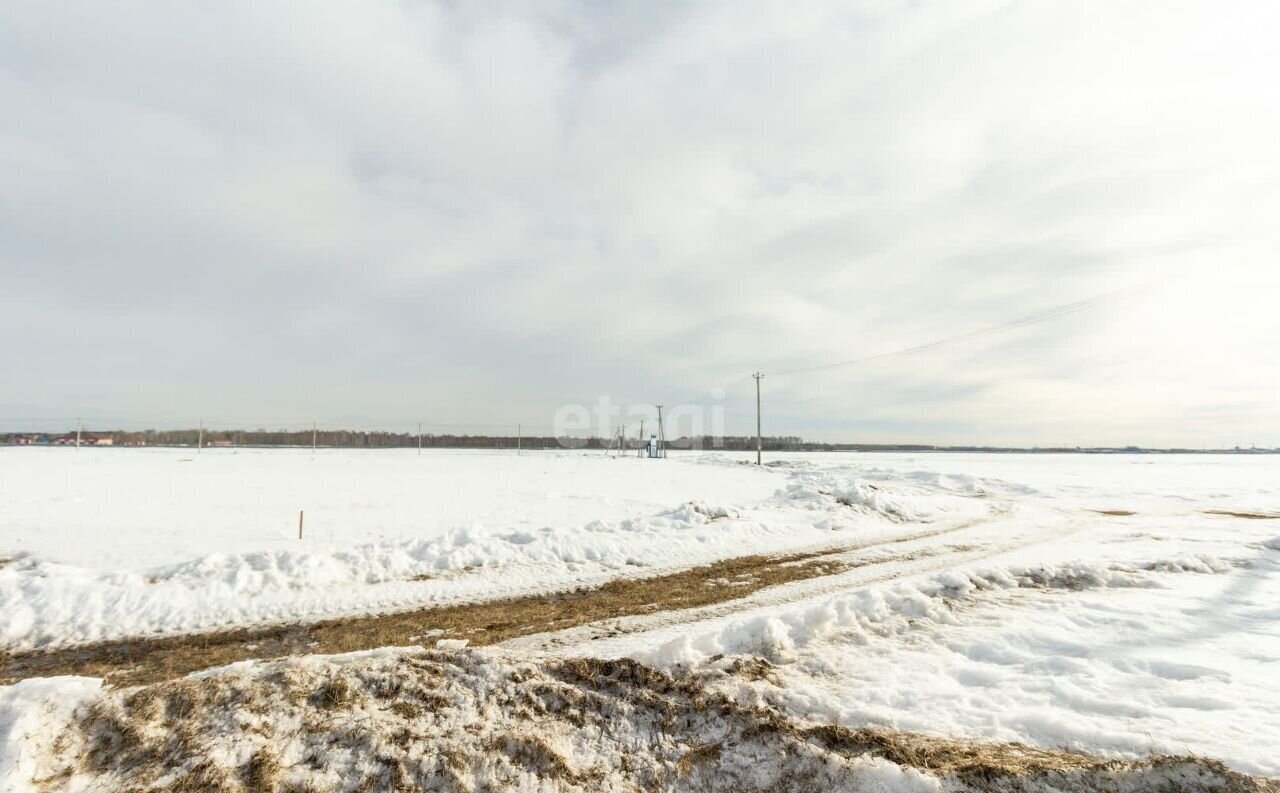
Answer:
767;288;1132;379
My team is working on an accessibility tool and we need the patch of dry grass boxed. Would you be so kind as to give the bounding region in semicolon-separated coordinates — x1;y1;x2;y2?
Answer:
1204;509;1280;520
41;650;1279;793
1;531;956;687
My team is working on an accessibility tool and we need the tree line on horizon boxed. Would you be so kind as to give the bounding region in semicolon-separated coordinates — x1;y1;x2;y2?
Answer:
0;428;823;451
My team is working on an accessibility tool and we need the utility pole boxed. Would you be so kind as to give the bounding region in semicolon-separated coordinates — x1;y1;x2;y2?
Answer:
75;418;82;449
637;420;645;458
753;372;764;465
417;422;422;456
655;405;666;459
198;419;204;453
517;424;522;456
312;421;317;454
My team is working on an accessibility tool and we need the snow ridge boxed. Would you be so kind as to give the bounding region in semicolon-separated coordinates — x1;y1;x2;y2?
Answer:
634;558;1212;667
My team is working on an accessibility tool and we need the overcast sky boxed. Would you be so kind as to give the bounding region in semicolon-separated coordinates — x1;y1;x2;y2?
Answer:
2;1;1278;446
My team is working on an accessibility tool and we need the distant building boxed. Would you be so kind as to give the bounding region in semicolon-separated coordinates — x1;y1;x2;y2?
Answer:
51;432;114;446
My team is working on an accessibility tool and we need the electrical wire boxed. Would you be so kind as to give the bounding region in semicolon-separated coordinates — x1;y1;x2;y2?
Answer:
766;287;1132;379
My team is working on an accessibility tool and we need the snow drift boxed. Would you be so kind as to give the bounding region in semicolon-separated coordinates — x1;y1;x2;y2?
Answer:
4;648;1272;793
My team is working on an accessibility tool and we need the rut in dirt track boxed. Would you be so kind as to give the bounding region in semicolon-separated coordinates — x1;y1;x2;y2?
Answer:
0;519;995;687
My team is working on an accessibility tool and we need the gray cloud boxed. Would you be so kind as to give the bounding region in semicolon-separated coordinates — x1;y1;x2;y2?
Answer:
2;0;1278;445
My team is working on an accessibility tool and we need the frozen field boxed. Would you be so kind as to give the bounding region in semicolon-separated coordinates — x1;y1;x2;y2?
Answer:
0;446;999;650
2;447;1279;787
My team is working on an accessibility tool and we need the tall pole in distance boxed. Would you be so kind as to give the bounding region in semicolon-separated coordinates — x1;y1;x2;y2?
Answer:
517;424;522;456
656;405;666;459
753;372;764;465
418;422;422;456
76;418;82;449
198;419;204;453
312;421;317;454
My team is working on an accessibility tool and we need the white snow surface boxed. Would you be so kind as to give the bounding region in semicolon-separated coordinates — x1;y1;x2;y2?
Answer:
2;448;1279;784
0;447;995;651
534;455;1280;777
0;676;100;793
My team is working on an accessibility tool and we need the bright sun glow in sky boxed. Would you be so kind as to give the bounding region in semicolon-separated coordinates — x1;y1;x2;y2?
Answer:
2;1;1278;446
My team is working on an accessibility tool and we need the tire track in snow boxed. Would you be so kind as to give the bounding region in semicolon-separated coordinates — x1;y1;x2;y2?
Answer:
0;507;1042;685
504;504;1085;655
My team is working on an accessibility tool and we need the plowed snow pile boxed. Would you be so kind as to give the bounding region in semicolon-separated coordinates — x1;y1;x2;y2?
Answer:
4;648;1274;793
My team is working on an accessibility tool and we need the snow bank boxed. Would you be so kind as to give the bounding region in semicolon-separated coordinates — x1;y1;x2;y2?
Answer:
2;648;1267;793
598;551;1280;777
633;560;1156;667
0;676;100;793
770;464;1008;523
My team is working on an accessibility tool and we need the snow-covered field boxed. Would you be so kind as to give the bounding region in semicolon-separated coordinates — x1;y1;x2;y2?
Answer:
0;447;995;650
2;447;1279;788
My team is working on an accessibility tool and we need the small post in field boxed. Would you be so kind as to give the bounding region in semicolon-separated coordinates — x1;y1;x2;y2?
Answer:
298;510;304;539
753;372;764;465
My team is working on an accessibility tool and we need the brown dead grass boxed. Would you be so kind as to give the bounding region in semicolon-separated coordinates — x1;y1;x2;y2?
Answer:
1204;509;1280;520
42;650;1280;793
0;534;947;688
553;657;1280;792
1091;509;1137;516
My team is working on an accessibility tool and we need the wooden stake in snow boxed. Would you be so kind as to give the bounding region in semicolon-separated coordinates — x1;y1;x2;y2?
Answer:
753;372;764;465
298;510;304;540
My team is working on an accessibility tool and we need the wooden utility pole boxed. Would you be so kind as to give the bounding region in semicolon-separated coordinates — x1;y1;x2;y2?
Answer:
655;405;666;459
753;372;764;465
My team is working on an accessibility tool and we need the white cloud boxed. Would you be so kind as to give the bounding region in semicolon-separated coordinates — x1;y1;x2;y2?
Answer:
1;0;1277;445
